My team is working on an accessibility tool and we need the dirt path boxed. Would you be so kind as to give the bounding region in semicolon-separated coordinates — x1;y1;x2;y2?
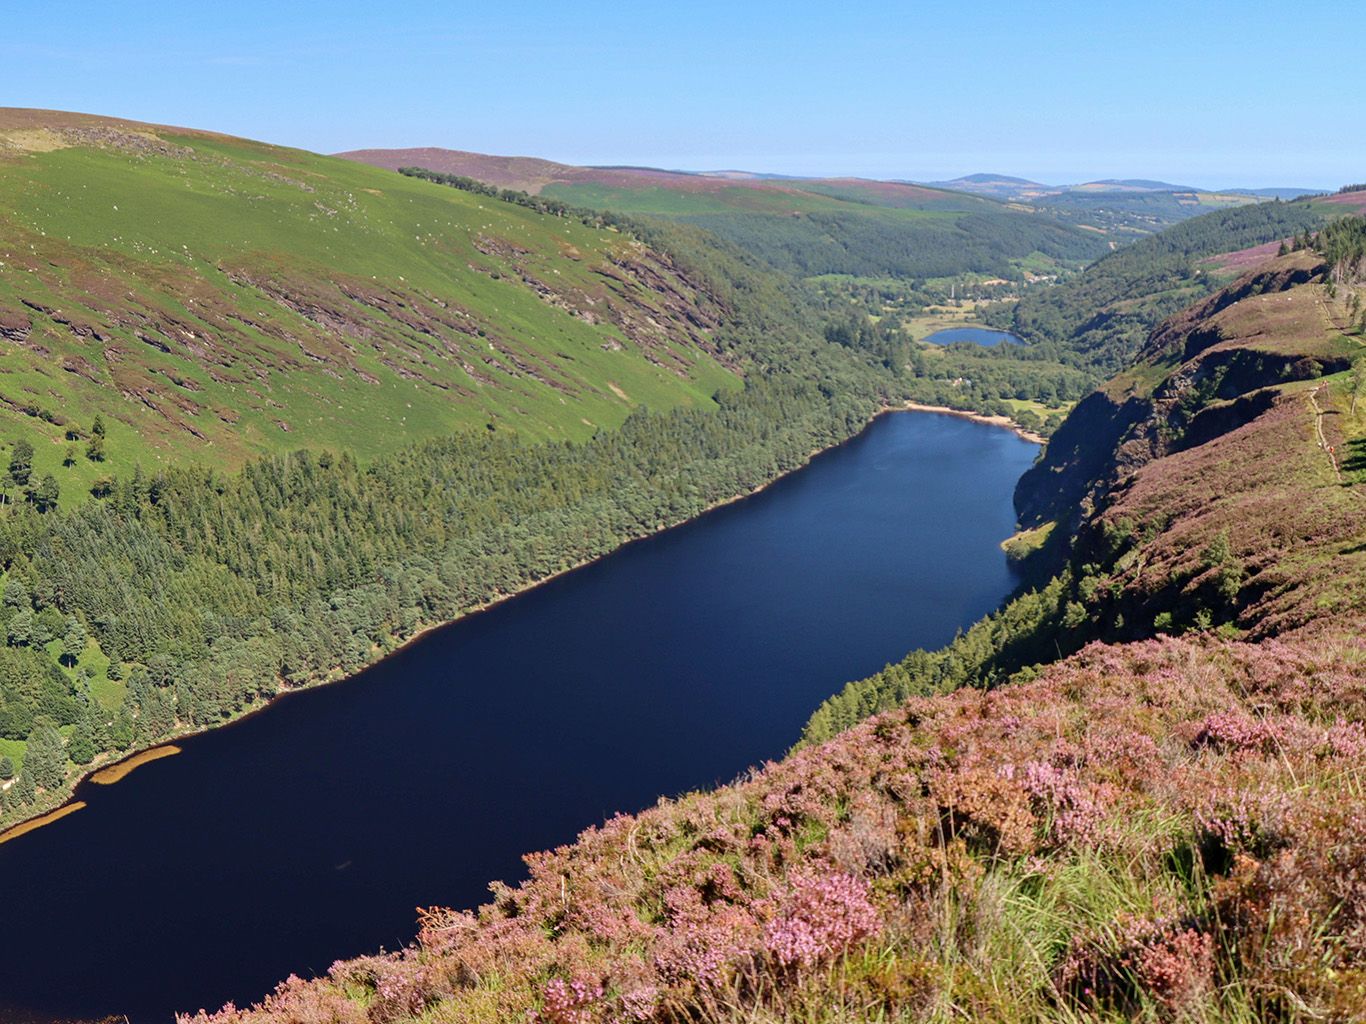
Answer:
1315;283;1365;341
1310;383;1344;483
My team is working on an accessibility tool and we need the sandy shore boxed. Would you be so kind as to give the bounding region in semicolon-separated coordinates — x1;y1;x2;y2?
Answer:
902;401;1046;445
89;744;183;786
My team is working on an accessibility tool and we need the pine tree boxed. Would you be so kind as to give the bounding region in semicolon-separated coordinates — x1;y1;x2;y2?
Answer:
24;724;67;791
34;474;58;513
7;608;32;647
67;721;95;765
110;710;135;750
3;580;28;609
7;439;32;488
61;615;87;666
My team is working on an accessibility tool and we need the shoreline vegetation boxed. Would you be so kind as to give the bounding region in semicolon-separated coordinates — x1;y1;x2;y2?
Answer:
88;744;181;786
0;404;1039;845
0;801;85;846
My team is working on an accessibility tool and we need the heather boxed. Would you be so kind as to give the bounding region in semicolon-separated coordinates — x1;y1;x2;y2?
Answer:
180;632;1366;1023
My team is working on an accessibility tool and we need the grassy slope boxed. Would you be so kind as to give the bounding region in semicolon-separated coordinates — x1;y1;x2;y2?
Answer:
1025;187;1266;239
184;233;1366;1021
538;178;1111;280
0;111;742;504
539;178;991;217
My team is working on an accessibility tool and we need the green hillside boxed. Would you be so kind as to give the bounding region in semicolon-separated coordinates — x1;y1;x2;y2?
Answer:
538;178;1111;281
337;148;1112;283
1027;186;1265;237
0;110;750;503
979;194;1361;375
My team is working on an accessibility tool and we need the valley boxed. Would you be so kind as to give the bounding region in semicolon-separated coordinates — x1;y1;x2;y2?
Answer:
0;409;1035;1024
184;206;1366;1024
0;102;1360;1024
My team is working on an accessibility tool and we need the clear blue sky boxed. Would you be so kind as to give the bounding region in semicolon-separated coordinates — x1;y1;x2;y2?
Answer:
3;0;1359;190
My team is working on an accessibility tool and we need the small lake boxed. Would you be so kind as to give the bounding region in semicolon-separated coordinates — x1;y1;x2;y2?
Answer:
923;326;1023;347
0;411;1037;1024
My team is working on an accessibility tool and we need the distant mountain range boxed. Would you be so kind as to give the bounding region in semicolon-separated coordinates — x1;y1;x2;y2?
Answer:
921;173;1323;201
333;147;972;205
336;147;1114;281
335;148;1322;252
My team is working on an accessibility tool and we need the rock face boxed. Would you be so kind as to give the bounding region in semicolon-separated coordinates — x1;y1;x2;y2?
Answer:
1016;251;1349;551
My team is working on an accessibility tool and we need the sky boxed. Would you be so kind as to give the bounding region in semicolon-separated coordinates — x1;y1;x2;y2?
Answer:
3;0;1360;191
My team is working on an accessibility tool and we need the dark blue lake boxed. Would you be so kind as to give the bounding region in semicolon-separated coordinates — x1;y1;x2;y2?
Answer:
924;326;1023;347
0;411;1037;1023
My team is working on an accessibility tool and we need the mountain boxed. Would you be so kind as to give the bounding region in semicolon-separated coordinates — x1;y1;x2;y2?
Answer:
339;148;1113;282
0;110;779;498
922;172;1058;199
337;146;978;207
183;237;1366;1023
959;173;1038;184
1074;177;1196;191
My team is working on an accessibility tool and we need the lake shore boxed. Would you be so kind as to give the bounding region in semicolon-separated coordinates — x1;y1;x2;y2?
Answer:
0;412;887;843
0;403;1041;845
903;401;1046;445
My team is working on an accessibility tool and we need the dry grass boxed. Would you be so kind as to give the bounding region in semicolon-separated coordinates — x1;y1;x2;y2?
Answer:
88;744;181;785
0;801;85;845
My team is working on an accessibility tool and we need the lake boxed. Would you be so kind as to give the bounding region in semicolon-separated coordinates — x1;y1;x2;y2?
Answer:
0;411;1037;1023
923;326;1023;347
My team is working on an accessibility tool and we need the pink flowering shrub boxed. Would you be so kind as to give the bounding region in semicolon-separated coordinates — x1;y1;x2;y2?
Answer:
181;632;1366;1023
527;977;604;1024
653;901;759;988
1018;760;1112;848
1058;914;1214;1016
762;871;881;969
1192;710;1288;755
176;973;366;1024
